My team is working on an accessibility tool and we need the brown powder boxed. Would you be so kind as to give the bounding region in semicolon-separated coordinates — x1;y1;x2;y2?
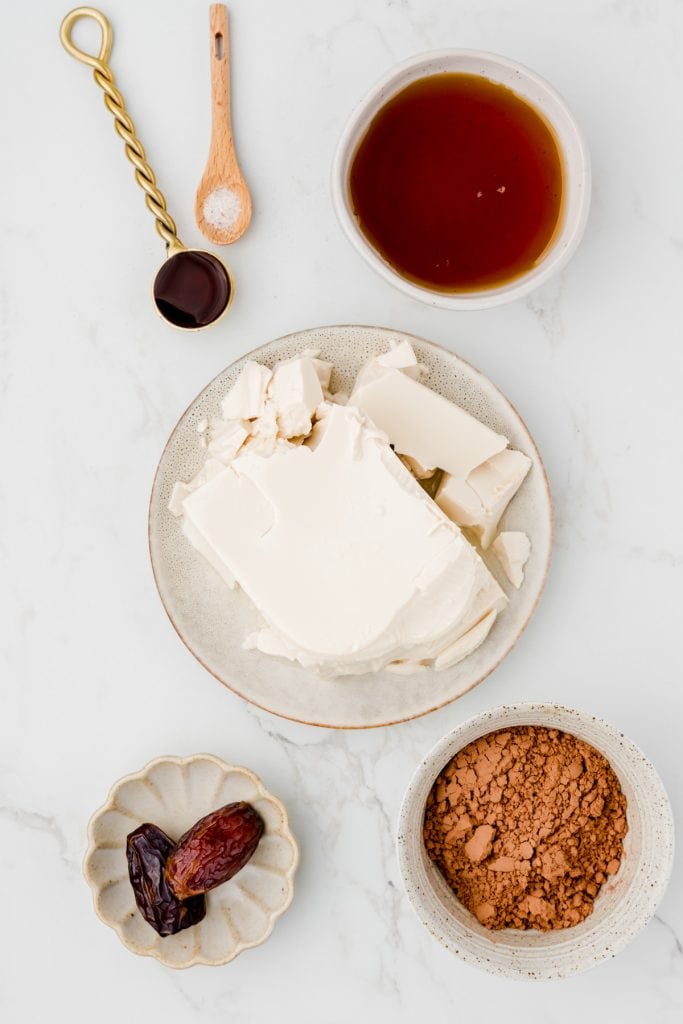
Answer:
423;726;628;931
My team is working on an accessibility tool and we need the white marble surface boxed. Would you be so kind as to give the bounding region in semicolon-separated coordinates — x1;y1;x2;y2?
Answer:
1;0;681;1019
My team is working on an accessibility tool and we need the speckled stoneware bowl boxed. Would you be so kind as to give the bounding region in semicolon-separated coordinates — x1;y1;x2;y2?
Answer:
149;325;553;729
397;703;674;980
84;755;298;968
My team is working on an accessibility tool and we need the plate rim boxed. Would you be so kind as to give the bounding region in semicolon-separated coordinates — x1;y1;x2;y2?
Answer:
149;324;554;729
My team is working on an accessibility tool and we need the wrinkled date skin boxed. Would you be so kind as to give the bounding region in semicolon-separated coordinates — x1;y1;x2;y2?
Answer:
126;824;206;937
166;802;265;899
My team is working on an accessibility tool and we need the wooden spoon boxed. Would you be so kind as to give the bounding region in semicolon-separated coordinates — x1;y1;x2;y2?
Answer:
195;4;252;245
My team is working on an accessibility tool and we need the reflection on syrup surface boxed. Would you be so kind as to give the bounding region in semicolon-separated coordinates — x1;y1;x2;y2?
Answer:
349;73;563;292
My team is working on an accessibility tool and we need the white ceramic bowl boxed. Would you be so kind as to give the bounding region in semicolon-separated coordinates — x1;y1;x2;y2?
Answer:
332;50;591;310
397;703;674;980
84;755;298;968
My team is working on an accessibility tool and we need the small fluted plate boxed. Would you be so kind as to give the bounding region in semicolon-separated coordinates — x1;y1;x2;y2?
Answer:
83;754;298;968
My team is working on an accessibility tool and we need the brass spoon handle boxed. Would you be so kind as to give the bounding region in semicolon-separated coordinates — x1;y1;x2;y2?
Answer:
60;7;183;251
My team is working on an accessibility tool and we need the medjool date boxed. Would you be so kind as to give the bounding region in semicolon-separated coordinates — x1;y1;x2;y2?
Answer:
126;823;206;936
166;802;264;899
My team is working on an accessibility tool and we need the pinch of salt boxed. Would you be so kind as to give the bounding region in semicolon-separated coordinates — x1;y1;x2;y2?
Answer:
203;186;242;231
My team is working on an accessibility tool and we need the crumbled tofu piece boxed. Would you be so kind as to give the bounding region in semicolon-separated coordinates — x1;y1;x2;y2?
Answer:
436;449;531;548
206;419;250;463
296;349;334;391
269;355;325;438
492;531;531;588
168;482;192;518
242;400;280;456
221;361;272;420
354;339;424;391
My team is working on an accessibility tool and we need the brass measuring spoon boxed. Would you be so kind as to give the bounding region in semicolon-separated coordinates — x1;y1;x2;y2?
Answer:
60;7;233;330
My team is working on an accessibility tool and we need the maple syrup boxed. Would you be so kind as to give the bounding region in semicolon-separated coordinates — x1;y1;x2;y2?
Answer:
349;73;563;292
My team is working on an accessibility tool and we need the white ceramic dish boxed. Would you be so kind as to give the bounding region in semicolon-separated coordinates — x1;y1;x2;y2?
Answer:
397;703;674;980
149;325;553;729
332;50;591;310
83;754;298;968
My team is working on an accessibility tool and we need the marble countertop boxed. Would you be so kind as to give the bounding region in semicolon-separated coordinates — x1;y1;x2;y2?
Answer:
1;0;681;1020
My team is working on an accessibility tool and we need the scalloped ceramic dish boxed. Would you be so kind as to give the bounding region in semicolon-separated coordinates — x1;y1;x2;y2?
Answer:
149;325;553;728
84;755;298;968
397;704;674;980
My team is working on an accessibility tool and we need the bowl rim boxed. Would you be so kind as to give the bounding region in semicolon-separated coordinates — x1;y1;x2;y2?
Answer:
396;701;675;980
83;753;300;968
148;324;554;729
331;47;592;310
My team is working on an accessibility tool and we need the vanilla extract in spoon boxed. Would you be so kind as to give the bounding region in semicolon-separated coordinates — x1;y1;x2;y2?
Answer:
153;249;231;329
60;7;233;329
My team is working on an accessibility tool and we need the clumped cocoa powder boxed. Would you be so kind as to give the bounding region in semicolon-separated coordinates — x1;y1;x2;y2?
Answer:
423;726;628;931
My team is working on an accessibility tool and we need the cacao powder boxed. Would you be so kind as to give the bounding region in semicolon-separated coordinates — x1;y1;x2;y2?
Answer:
423;726;628;930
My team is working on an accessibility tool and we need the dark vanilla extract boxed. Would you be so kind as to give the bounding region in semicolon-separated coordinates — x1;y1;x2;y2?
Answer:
153;250;231;329
349;74;563;292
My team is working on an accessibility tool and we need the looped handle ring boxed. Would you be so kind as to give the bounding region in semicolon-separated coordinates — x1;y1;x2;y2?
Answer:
60;6;112;69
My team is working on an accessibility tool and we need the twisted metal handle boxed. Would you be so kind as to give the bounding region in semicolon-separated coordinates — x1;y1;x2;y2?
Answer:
60;7;183;251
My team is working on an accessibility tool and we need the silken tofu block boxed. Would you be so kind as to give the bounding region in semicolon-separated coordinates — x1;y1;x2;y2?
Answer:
350;368;508;480
179;403;506;676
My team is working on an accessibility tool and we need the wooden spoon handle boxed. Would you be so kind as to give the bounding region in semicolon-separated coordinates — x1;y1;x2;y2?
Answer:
209;4;236;175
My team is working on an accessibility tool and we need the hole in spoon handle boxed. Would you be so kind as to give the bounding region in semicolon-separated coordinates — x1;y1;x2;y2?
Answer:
210;4;229;68
209;4;231;140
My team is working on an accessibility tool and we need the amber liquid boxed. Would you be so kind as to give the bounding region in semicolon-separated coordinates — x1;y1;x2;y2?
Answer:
349;74;563;292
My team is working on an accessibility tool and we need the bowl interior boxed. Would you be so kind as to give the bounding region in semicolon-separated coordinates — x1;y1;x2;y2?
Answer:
397;704;674;980
333;51;590;308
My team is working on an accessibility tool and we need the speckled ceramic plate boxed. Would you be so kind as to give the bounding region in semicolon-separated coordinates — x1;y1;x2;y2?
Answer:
397;704;675;980
149;325;553;728
84;755;298;968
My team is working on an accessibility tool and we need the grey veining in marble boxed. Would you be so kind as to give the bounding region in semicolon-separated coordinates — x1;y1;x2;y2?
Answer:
1;0;681;1020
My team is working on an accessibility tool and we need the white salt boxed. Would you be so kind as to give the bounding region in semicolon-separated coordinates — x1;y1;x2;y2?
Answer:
203;187;241;230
